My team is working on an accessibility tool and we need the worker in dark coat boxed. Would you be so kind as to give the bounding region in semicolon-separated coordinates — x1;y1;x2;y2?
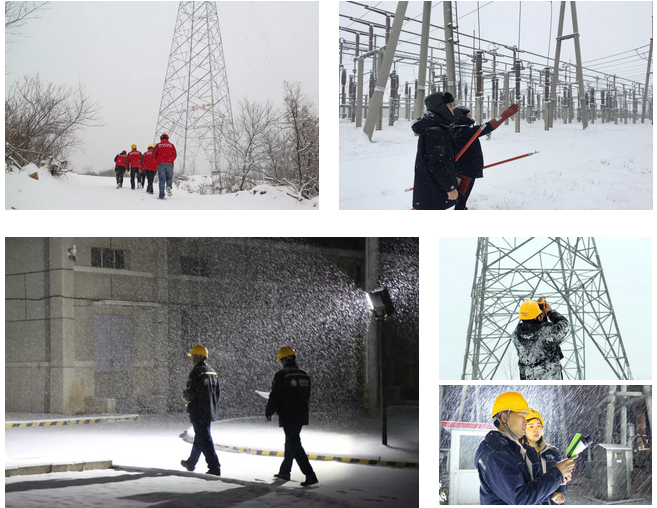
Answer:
512;299;570;380
475;391;576;505
181;344;222;476
266;346;318;487
451;105;494;210
411;91;459;210
520;409;570;505
451;103;520;209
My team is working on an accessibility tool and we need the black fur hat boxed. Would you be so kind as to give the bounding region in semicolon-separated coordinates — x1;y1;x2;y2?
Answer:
424;91;454;114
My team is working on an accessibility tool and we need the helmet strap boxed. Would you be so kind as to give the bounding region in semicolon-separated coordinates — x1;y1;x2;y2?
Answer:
501;409;522;441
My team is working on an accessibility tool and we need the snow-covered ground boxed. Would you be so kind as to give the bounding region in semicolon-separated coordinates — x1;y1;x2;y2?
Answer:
339;117;653;210
5;409;418;507
5;165;318;210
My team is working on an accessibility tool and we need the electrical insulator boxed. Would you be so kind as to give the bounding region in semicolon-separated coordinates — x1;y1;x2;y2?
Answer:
341;69;347;87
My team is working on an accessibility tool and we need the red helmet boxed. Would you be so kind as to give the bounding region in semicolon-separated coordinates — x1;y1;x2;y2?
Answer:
160;133;169;140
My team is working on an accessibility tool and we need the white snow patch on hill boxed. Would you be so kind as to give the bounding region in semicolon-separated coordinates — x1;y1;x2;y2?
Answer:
6;164;318;210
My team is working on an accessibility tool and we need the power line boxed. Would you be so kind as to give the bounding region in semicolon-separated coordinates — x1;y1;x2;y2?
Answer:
583;44;650;64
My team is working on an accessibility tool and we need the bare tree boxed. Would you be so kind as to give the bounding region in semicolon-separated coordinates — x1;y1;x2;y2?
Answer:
266;81;319;200
5;73;102;170
222;98;279;191
5;2;48;38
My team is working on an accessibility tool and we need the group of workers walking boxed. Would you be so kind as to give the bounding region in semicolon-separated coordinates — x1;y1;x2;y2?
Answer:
181;344;318;488
113;133;177;200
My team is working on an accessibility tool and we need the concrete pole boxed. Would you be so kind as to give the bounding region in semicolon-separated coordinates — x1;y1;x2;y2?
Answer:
570;2;589;129
644;385;652;434
356;58;364;128
365;238;379;417
515;59;521;133
620;385;627;448
606;385;616;444
476;51;484;124
414;2;432;120
363;1;408;141
504;72;510;126
443;1;456;98
550;1;566;129
641;38;653;123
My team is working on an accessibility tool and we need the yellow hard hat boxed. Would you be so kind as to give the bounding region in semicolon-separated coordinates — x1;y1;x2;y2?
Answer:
519;299;542;320
188;344;208;357
277;346;296;362
526;408;545;425
491;391;530;418
131;144;137;149
148;145;154;149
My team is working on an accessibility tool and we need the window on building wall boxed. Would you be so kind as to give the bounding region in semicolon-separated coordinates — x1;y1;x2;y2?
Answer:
181;257;208;277
91;247;127;269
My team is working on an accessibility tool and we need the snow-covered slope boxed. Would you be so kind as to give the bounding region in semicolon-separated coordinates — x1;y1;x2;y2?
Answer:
5;165;318;210
339;118;653;210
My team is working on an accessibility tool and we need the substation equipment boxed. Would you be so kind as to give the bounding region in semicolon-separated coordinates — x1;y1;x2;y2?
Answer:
339;1;653;137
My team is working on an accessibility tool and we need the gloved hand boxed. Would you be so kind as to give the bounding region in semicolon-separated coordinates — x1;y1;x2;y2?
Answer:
488;103;520;129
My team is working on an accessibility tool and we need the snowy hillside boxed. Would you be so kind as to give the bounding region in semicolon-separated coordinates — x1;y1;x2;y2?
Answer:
339;119;652;210
5;165;318;210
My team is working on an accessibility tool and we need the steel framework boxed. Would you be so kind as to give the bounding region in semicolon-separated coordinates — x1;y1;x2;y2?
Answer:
155;1;233;175
462;238;633;380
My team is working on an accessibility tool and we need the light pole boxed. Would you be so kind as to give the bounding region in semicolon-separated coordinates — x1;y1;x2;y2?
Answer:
366;287;395;445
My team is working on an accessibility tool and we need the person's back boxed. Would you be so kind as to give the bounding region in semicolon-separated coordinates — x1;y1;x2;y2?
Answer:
451;111;493;180
185;360;220;423
412;111;457;210
268;361;310;427
512;311;569;380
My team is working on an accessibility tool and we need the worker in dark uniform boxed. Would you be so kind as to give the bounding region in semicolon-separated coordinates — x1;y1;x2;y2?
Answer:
266;346;318;487
181;344;221;476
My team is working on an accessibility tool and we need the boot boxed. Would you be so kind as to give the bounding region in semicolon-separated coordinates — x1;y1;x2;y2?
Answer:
273;473;291;481
181;460;194;472
300;474;319;487
206;468;221;476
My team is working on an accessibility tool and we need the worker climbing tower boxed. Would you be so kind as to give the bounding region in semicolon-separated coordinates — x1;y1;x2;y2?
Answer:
462;238;633;380
155;1;233;175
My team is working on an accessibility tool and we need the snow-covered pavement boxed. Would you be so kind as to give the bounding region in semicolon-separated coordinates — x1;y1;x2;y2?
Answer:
5;165;318;210
339;117;653;210
5;409;418;507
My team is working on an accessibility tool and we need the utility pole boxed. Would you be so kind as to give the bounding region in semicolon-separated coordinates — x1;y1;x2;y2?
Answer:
443;1;457;98
414;2;432;119
550;2;566;128
363;2;408;141
642;38;653;123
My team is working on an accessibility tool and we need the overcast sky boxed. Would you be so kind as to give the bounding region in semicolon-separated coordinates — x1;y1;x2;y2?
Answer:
339;2;653;96
439;237;652;380
5;2;319;172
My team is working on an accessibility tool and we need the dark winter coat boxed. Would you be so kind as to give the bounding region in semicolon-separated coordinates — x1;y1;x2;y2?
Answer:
512;310;570;380
114;153;127;169
475;430;563;505
524;439;568;505
265;359;311;427
183;360;220;423
411;111;458;210
452;115;494;179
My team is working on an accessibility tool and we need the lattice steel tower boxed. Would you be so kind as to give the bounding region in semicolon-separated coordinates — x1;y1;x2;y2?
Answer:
462;238;632;380
155;1;233;175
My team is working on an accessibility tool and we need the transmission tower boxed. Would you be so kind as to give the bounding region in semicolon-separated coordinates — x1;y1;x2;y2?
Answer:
155;1;233;175
462;238;633;381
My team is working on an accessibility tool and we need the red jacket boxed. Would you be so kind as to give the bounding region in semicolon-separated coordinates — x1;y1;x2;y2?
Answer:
115;153;127;167
140;148;157;172
153;140;177;164
126;149;142;169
